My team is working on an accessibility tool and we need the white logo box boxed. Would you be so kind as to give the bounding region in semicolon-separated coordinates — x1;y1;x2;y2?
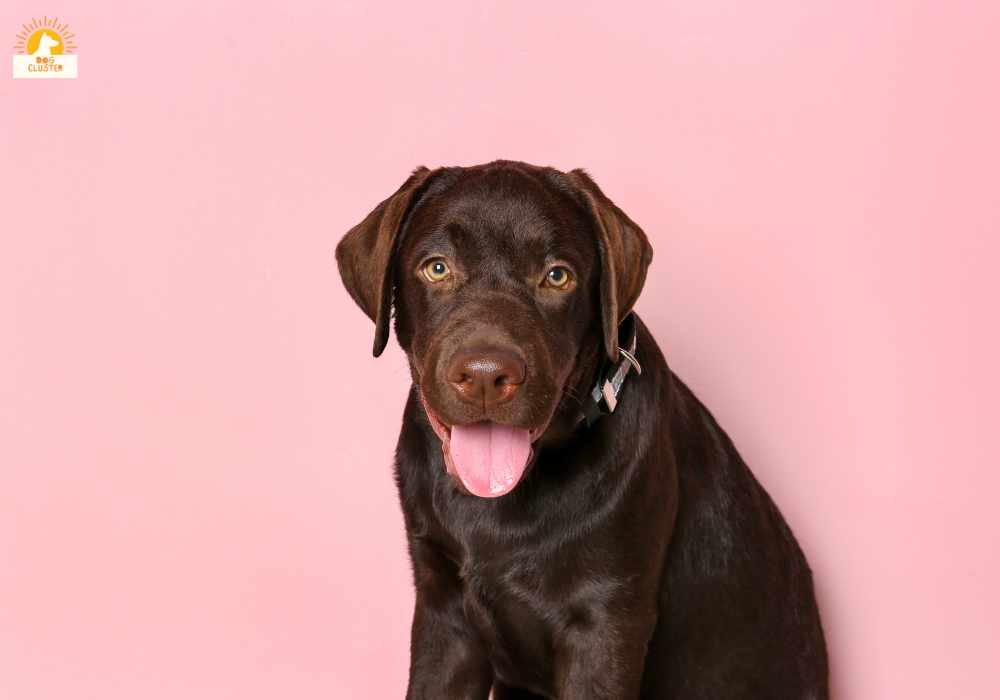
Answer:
12;54;78;79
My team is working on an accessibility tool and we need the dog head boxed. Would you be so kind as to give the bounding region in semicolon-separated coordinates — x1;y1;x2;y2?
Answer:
336;161;652;497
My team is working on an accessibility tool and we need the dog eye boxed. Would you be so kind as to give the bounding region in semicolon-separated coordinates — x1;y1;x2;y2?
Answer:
544;266;573;289
422;258;451;283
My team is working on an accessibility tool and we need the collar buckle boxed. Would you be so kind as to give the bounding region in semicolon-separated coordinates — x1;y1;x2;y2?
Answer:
578;314;641;428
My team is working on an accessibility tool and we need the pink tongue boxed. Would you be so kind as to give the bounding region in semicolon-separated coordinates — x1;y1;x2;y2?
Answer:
448;423;532;498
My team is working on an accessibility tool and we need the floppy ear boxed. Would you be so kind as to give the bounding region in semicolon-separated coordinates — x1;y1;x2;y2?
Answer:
336;166;435;357
566;169;654;362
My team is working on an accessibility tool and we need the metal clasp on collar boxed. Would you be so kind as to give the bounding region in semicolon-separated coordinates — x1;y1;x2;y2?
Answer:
599;345;642;413
618;347;642;375
577;314;642;428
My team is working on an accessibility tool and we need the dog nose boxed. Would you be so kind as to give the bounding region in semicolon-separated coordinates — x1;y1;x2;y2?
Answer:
446;346;526;408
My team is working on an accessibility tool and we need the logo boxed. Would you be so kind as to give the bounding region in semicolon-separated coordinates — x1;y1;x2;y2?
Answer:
12;16;77;79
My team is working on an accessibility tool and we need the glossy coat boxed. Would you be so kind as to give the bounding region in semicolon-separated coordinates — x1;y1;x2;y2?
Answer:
336;161;828;699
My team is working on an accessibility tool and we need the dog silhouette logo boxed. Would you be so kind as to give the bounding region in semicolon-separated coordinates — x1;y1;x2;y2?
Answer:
12;16;78;79
31;30;60;56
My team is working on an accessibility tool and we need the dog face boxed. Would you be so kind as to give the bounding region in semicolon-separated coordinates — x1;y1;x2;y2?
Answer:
394;166;600;443
337;161;652;497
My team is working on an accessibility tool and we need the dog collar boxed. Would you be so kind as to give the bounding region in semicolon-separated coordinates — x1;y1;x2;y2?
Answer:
577;314;642;428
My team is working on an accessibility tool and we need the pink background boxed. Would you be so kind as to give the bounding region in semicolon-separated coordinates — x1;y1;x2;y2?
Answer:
3;1;998;697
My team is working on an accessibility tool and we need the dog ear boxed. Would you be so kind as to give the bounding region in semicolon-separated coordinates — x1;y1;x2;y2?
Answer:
336;166;435;357
566;169;654;362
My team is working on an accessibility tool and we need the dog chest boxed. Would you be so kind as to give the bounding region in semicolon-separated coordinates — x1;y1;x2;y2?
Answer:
458;554;561;691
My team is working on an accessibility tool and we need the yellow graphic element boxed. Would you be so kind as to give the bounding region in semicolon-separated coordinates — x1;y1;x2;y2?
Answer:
13;16;77;55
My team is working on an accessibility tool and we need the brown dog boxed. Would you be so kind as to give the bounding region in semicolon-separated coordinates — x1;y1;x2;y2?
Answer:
337;160;828;698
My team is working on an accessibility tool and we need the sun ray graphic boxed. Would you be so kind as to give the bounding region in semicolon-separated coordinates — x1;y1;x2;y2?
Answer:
14;16;77;54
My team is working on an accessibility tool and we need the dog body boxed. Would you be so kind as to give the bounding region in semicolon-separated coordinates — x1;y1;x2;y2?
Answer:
337;161;828;698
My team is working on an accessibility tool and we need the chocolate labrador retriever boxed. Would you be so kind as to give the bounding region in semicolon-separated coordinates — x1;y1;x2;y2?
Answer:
336;160;828;698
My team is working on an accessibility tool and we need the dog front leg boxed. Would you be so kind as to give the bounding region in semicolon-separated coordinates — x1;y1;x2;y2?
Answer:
553;608;655;700
405;544;492;700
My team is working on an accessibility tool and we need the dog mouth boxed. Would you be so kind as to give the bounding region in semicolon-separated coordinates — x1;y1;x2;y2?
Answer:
419;394;542;498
